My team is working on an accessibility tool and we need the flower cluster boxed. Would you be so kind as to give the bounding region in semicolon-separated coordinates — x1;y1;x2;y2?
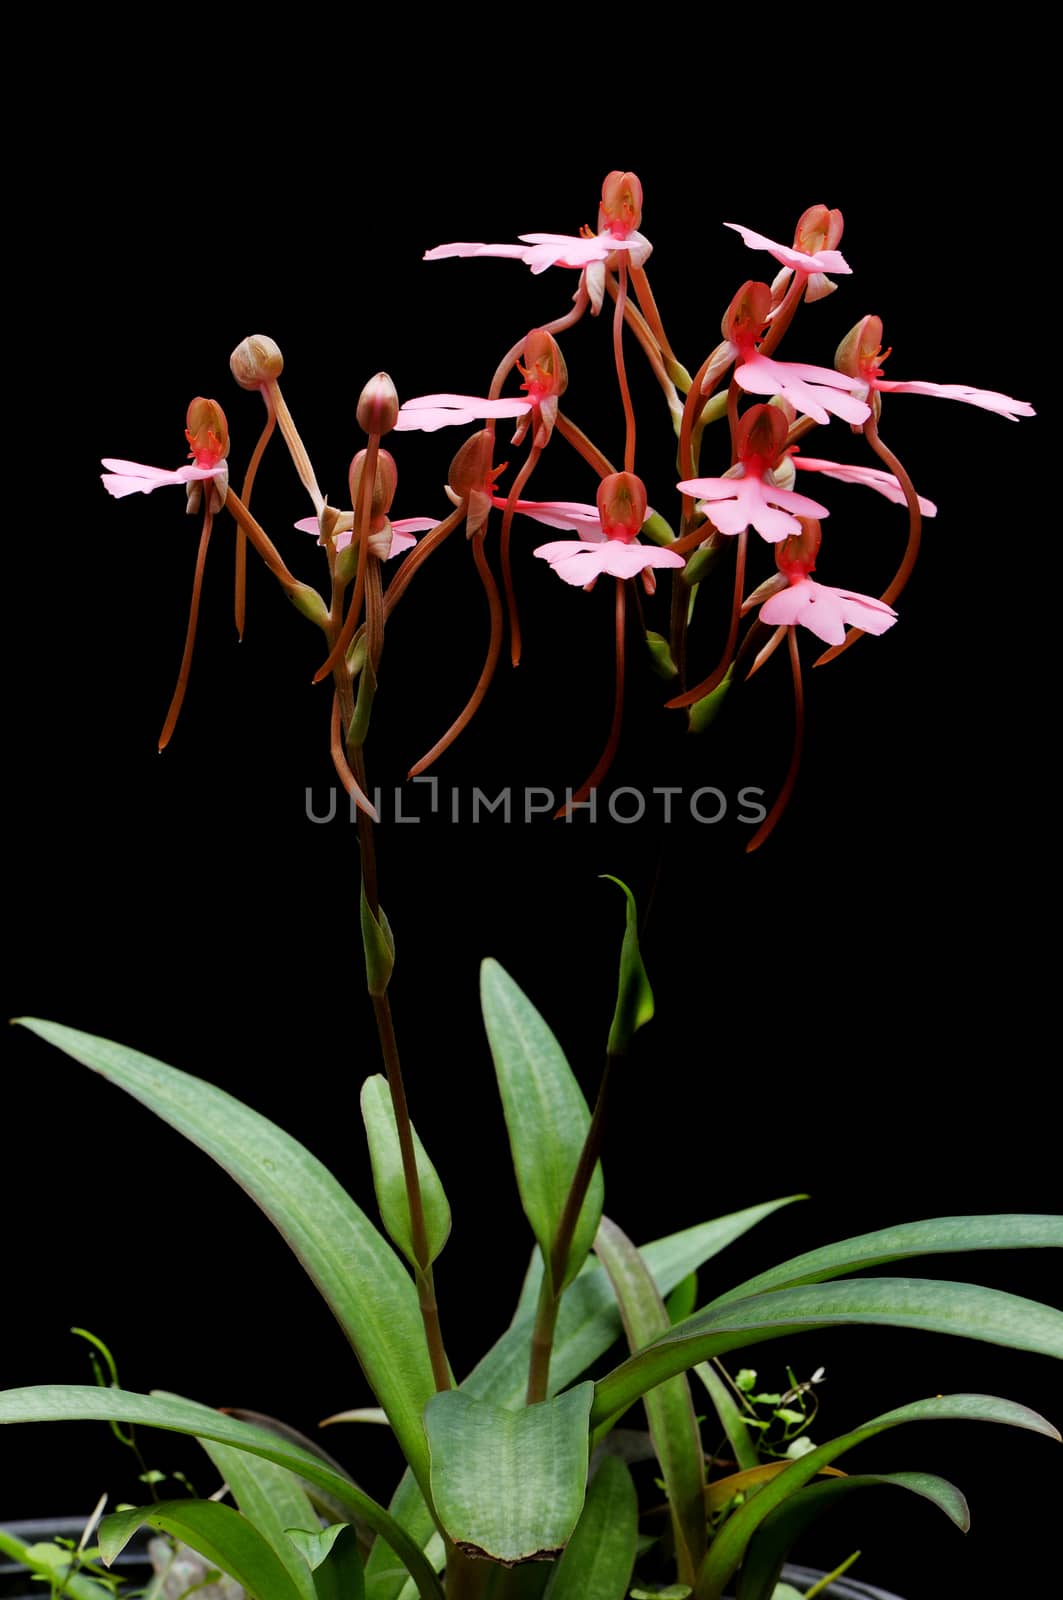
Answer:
101;171;1033;845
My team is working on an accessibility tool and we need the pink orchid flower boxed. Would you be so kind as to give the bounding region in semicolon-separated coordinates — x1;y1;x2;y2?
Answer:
725;205;850;302
677;406;829;543
721;282;871;427
425;172;652;313
837;315;1035;421
393;394;532;433
757;519;897;645
101;398;230;502
791;457;938;516
760;575;898;645
294;514;432;560
527;473;685;592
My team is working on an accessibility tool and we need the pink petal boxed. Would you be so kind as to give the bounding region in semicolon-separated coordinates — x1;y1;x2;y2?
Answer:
394;394;532;433
761;578;897;645
534;537;683;586
875;379;1035;420
679;473;829;542
724;222;851;277
501;497;605;535
735;355;871;426
423;241;529;262
100;459;222;499
794;457;938;516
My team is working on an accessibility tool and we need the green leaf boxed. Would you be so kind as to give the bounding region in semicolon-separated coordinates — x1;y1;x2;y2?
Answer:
0;1387;443;1600
360;889;395;997
13;1019;436;1499
480;961;603;1290
99;1498;304;1600
693;1364;759;1472
288;1526;365;1600
666;1274;698;1326
542;1456;637;1599
688;665;734;734
197;1432;320;1600
699;1394;1045;1599
360;1075;451;1269
594;1219;705;1581
0;1530;115;1600
363;1200;803;1600
645;631;678;681
423;1383;594;1564
601;879;654;1057
711;1214;1063;1307
736;1471;968;1600
591;1278;1063;1429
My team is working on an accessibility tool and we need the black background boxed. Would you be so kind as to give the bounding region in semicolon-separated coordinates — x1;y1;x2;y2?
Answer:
5;38;1058;1600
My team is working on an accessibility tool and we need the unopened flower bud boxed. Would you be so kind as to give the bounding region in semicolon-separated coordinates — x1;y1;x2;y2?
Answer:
357;372;399;435
794;204;844;258
835;315;885;379
722;281;773;346
287;581;330;629
776;518;822;577
597;471;648;543
230;335;284;389
598;171;643;235
185;398;229;466
349;449;398;529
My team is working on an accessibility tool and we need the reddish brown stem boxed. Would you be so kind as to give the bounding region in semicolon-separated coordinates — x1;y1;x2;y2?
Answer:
613;258;637;473
159;507;214;751
746;627;805;853
408;533;503;778
500;444;543;667
666;530;747;709
557;580;627;816
554;412;617;479
234;401;277;639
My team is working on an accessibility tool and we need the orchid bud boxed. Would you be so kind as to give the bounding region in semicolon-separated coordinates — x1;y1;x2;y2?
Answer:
736;404;788;467
598;171;643;235
721;281;773;347
448;429;497;502
357;372;400;436
184;398;229;467
794;204;844;257
835;315;885;379
597;472;648;543
775;518;822;577
230;335;284;389
349;448;398;530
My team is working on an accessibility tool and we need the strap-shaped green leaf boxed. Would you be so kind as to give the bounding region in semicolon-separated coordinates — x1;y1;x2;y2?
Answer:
360;1075;451;1268
591;1277;1063;1429
710;1214;1063;1307
423;1383;594;1564
480;961;603;1290
197;1433;320;1600
0;1528;115;1600
736;1471;968;1600
288;1525;366;1600
0;1386;443;1600
363;1199;803;1600
99;1498;304;1600
543;1456;637;1600
595;1219;705;1581
601;878;654;1057
14;1019;435;1498
698;1393;1054;1599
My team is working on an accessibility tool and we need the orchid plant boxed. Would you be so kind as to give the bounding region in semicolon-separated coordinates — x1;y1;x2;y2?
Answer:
3;172;1057;1600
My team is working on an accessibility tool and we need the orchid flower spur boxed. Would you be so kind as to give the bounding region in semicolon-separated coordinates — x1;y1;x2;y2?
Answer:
526;476;685;593
425;171;652;313
677;405;829;543
721;282;871;427
759;519;898;646
836;315;1036;420
101;397;230;507
725;204;851;303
